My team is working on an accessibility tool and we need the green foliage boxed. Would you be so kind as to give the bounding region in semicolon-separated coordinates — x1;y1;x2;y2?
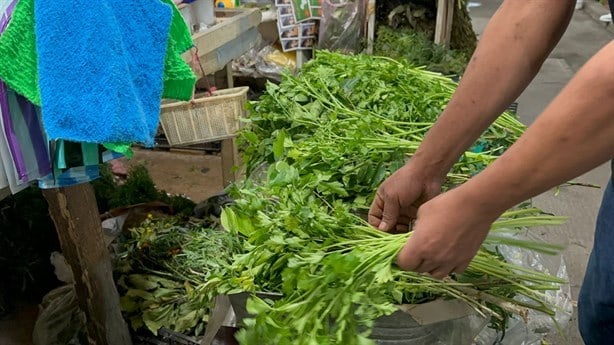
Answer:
92;164;196;216
240;51;525;208
115;216;242;335
375;26;469;76
202;51;566;344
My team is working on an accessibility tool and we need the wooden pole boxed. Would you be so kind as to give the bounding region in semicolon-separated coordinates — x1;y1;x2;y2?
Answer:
365;0;376;54
43;184;132;345
434;0;455;47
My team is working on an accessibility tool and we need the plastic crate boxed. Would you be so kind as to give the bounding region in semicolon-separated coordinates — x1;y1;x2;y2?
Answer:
160;87;249;146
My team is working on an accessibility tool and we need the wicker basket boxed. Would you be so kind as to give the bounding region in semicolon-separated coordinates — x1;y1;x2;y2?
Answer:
160;87;249;146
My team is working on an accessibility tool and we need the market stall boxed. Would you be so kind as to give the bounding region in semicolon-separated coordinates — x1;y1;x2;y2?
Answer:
0;0;260;344
0;1;574;345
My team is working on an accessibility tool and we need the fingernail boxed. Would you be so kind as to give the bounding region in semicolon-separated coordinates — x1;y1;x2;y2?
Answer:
378;222;388;231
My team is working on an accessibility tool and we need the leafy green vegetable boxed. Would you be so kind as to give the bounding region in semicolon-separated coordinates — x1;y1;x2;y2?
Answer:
219;169;565;345
240;51;525;210
115;216;242;335
92;163;196;216
208;51;567;344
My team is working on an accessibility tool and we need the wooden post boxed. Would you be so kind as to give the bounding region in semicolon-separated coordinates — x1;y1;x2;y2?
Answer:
221;138;241;187
434;0;455;47
43;184;132;345
365;0;376;54
221;62;241;187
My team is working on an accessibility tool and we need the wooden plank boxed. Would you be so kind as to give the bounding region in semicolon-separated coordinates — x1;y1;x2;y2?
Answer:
190;8;261;58
189;27;260;76
434;0;455;47
43;185;132;345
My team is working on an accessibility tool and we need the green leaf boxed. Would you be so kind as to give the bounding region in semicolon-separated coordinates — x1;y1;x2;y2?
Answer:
126;289;154;300
174;310;199;332
127;274;159;291
273;130;288;161
246;296;271;314
120;296;139;313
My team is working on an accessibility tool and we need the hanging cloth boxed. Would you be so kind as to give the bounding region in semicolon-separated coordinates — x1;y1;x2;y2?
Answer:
0;99;30;194
38;142;123;189
0;0;195;147
0;82;51;183
0;0;17;32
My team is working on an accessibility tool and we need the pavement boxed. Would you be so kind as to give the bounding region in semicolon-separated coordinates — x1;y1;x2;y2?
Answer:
469;2;613;344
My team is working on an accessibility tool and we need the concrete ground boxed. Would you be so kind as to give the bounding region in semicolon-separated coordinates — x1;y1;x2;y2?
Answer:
470;2;613;344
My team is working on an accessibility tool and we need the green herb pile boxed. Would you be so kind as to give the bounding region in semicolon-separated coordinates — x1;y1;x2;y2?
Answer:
375;26;470;76
219;174;565;344
116;216;242;335
205;51;568;344
241;51;524;209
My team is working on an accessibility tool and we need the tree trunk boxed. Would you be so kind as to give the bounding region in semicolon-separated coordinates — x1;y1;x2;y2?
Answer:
43;184;132;345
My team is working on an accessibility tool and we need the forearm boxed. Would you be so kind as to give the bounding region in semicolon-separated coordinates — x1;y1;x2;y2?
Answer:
412;0;574;178
460;41;614;214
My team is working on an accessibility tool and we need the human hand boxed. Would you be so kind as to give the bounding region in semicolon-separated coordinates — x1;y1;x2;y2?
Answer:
396;186;503;279
368;164;443;233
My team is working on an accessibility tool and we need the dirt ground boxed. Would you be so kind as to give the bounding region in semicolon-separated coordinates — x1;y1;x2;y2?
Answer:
128;148;227;203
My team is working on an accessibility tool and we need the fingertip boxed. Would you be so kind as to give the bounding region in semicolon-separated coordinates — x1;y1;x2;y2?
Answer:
378;221;389;231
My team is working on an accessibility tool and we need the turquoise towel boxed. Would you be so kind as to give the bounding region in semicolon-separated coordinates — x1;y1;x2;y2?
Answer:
34;0;173;146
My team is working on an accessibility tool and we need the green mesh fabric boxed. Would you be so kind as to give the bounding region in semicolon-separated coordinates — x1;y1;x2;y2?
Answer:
0;0;195;105
161;0;196;101
0;0;41;106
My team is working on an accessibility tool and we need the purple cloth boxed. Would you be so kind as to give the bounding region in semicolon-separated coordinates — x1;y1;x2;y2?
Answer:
0;0;17;32
16;94;51;177
0;81;27;180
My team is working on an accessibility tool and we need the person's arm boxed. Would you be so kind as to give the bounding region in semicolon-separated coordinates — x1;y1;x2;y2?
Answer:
370;0;576;231
397;40;614;278
412;0;576;179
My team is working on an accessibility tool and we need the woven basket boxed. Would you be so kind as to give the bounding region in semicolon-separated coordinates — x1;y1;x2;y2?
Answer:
160;86;249;146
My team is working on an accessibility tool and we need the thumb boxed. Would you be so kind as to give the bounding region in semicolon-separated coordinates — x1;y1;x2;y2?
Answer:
378;200;400;232
396;238;422;272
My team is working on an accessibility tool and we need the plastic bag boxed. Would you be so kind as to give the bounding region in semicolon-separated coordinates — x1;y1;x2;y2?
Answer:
33;251;85;345
232;41;296;81
318;0;366;53
32;285;85;345
474;231;573;344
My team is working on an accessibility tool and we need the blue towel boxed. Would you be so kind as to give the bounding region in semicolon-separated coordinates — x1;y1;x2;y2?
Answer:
34;0;173;146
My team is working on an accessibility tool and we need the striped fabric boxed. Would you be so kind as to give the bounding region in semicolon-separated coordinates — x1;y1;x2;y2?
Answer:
38;148;123;189
1;82;51;183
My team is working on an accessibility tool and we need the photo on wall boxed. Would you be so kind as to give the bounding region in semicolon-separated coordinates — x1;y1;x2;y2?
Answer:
291;0;312;22
282;38;300;51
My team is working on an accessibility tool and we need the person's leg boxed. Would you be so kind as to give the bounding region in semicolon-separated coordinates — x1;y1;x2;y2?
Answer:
578;165;614;345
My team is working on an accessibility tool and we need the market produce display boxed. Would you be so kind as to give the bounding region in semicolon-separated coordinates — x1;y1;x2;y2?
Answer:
221;52;566;344
118;51;569;344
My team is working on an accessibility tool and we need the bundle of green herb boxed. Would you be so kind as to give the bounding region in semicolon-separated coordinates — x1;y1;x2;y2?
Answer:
215;165;565;345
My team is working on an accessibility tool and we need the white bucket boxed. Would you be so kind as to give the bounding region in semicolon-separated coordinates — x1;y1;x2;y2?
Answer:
178;4;195;33
192;0;216;31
